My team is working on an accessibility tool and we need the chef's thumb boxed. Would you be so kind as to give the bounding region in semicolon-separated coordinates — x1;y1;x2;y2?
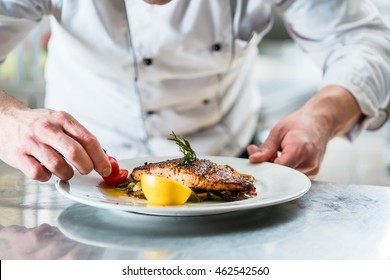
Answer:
248;133;279;163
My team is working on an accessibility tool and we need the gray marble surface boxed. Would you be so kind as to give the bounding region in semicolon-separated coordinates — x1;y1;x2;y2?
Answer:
0;169;389;260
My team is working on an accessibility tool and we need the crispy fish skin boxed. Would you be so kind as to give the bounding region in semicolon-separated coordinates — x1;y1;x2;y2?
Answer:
131;158;255;192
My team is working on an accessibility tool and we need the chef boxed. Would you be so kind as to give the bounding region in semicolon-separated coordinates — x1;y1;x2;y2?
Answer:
0;0;389;181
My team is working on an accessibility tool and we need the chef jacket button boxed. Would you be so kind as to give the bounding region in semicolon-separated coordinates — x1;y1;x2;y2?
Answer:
146;110;155;115
143;58;153;66
211;43;221;51
203;99;210;105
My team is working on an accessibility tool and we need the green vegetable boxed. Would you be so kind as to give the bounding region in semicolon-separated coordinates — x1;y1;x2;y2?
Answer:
208;192;223;201
187;192;202;203
119;181;136;190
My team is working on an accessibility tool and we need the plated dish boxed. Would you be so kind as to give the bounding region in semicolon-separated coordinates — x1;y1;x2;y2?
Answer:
56;156;311;216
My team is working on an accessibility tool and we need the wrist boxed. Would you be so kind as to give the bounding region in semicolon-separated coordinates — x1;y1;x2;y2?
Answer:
0;90;29;115
302;85;364;140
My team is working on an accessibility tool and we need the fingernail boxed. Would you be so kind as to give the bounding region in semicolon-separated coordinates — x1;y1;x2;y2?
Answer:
250;152;262;159
102;167;111;177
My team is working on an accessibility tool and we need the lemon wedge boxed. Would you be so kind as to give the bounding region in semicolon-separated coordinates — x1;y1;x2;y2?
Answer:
141;174;192;206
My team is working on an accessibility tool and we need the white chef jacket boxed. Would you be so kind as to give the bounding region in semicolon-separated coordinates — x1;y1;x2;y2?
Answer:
1;0;390;159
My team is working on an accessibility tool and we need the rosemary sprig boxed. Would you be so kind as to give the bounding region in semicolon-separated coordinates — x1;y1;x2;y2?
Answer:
168;131;197;166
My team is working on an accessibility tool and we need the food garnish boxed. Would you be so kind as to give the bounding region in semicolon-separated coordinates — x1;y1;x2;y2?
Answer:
103;169;129;186
168;131;196;166
101;154;129;186
141;174;192;206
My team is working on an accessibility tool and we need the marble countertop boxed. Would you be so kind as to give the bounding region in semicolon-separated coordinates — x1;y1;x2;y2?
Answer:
0;169;389;260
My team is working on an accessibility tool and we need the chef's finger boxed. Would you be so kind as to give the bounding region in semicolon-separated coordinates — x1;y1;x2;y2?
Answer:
291;160;320;178
249;131;281;163
17;155;52;182
295;152;323;178
36;127;94;175
274;141;318;171
247;144;260;155
60;114;111;177
31;144;74;180
274;154;300;169
33;111;109;176
304;167;320;179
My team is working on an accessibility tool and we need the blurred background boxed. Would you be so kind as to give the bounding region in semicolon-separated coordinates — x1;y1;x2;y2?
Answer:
0;1;389;185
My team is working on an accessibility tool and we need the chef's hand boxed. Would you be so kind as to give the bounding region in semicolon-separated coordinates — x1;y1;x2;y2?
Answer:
0;91;111;181
248;85;363;179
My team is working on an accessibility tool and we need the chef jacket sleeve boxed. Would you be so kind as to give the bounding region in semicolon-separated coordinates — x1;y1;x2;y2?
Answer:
0;0;54;64
274;0;390;135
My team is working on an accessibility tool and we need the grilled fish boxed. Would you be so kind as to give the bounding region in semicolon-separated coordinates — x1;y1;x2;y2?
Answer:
131;158;255;192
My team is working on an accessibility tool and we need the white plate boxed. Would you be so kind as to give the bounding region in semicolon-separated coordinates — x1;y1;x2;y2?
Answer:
56;156;311;216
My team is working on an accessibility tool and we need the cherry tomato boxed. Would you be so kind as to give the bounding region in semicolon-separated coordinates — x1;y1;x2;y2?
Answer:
103;169;129;186
107;155;120;177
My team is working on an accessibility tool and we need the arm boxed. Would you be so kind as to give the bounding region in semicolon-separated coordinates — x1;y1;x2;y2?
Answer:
0;91;111;181
0;1;111;181
249;0;390;177
0;0;46;63
248;85;363;177
274;0;390;127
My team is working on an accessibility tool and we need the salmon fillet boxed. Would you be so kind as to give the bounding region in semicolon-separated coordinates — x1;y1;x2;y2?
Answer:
131;158;255;192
